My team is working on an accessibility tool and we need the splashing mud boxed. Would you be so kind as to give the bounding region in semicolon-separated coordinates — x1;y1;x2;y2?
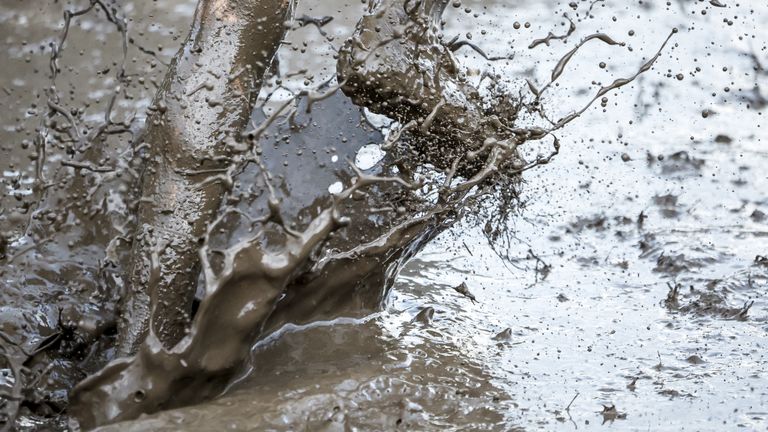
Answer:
1;0;767;430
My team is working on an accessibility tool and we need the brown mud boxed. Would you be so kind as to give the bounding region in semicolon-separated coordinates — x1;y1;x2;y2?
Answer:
116;0;294;355
68;0;539;424
2;0;767;431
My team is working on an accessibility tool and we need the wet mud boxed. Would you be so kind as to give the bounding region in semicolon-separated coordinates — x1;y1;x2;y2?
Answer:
115;0;294;355
2;0;768;431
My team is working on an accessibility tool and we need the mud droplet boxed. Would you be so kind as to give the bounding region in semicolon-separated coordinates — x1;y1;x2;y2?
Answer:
133;390;146;403
413;307;435;324
453;282;478;303
751;209;766;222
714;134;732;144
493;328;513;341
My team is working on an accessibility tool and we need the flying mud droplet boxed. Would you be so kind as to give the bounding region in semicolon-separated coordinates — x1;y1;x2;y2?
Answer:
493;328;513;341
453;282;478;303
412;307;435;324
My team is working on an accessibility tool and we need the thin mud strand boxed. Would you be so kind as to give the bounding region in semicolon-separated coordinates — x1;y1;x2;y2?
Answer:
529;14;576;49
30;0;131;222
1;2;136;429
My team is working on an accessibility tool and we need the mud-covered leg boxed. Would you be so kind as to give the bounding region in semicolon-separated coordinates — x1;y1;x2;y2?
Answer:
117;0;293;354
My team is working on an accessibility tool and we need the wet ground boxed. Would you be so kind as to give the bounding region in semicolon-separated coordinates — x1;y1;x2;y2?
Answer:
2;0;767;430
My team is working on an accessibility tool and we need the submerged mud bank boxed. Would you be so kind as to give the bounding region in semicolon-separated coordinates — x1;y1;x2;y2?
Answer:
93;319;513;431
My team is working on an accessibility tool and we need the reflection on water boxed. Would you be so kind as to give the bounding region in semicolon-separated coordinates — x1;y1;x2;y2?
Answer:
2;0;767;430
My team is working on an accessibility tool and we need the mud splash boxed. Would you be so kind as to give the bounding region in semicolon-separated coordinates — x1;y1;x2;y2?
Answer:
68;0;537;423
3;0;760;430
3;0;676;427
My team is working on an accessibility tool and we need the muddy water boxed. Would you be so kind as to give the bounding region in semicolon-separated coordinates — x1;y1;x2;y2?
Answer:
2;0;767;430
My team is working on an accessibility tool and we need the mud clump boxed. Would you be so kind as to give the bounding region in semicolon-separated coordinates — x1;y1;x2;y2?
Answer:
654;253;699;275
664;278;759;321
336;0;525;174
600;404;627;424
750;209;766;223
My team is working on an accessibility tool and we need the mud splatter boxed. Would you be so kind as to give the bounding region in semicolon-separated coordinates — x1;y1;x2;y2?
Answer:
8;0;766;431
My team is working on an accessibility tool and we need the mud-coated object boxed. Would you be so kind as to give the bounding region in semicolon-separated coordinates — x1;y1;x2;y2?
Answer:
116;0;294;355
